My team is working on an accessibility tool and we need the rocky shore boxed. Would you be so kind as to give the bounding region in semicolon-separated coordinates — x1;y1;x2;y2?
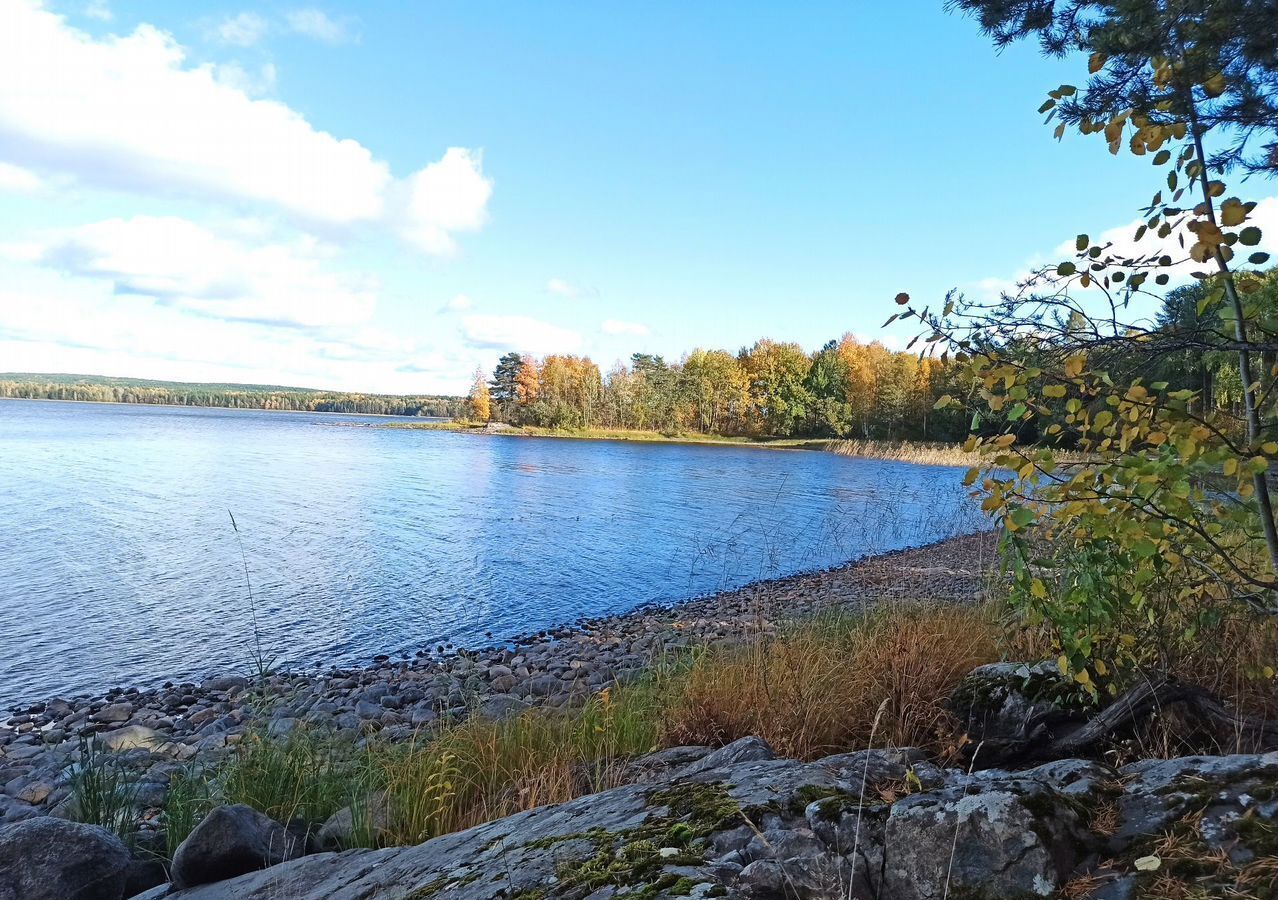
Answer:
0;533;998;833
6;676;1278;899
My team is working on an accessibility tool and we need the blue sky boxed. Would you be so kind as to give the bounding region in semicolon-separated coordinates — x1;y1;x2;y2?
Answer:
1;0;1274;394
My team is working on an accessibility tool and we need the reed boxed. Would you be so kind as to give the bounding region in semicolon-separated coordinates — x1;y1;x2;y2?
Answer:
825;439;976;468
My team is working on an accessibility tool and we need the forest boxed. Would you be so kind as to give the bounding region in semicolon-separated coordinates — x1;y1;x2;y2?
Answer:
470;335;972;440
0;373;465;418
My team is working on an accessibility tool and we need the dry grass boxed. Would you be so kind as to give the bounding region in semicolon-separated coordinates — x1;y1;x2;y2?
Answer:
661;603;1001;759
826;439;976;468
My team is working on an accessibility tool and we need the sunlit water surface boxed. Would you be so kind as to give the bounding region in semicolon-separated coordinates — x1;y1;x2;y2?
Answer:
0;399;985;708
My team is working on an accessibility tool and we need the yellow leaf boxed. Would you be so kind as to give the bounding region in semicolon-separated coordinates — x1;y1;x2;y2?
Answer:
1057;654;1070;675
1224;458;1238;476
1134;855;1162;872
1094;659;1109;677
1203;72;1227;98
1263;442;1277;455
1031;579;1047;599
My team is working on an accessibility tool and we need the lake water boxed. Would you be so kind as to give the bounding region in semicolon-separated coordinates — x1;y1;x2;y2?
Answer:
0;399;984;709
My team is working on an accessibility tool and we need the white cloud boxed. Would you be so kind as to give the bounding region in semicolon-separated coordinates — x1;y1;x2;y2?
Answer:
0;2;491;254
461;315;582;354
83;0;110;21
14;215;377;329
210;12;269;47
975;196;1278;303
401;148;493;255
0;160;42;193
546;277;598;300
212;61;277;97
1048;196;1278;283
601;318;649;337
440;293;473;312
284;9;355;44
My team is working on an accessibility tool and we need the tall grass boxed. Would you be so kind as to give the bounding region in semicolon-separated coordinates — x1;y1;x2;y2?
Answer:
662;604;1001;758
161;603;1000;854
826;439;976;468
68;736;141;842
372;683;663;845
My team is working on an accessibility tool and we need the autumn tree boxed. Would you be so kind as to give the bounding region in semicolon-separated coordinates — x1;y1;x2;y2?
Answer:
683;349;752;433
467;367;491;422
739;339;813;436
898;1;1278;712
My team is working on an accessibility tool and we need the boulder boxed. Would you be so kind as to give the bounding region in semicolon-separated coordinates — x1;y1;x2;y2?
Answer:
99;725;166;753
0;817;131;900
92;703;134;725
170;804;306;889
881;778;1091;900
947;662;1087;764
316;793;393;851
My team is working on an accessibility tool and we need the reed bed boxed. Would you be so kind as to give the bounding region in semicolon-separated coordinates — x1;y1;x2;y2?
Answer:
826;439;976;468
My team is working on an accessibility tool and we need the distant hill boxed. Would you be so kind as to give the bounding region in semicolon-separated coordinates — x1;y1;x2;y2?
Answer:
0;373;464;418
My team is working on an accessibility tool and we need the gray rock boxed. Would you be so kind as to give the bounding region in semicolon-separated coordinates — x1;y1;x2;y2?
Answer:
881;779;1088;900
477;694;530;720
316;793;392;851
99;725;166;753
947;661;1084;764
0;816;131;900
679;736;774;776
92;703;135;725
170;804;306;889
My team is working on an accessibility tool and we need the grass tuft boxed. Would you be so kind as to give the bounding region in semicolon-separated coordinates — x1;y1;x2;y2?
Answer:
661;603;1001;758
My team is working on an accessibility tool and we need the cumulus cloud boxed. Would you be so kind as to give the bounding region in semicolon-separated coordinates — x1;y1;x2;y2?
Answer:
546;277;598;300
600;319;649;337
1048;196;1278;283
12;215;377;329
0;161;42;193
212;61;277;97
284;9;356;44
974;196;1278;303
401;149;492;255
209;12;269;47
461;315;581;354
0;2;491;252
83;0;110;21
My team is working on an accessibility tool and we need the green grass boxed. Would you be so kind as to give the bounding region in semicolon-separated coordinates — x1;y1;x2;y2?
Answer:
68;736;143;843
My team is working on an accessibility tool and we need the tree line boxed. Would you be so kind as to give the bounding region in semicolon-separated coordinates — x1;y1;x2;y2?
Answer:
0;378;465;418
468;335;972;440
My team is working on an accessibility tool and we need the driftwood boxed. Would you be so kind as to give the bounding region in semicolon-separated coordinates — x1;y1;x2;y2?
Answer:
1036;678;1278;760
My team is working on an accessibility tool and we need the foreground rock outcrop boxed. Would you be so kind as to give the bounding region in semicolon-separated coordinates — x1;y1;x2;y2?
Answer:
20;739;1254;899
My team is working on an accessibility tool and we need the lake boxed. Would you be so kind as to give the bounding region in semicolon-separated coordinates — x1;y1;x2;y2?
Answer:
0;399;984;709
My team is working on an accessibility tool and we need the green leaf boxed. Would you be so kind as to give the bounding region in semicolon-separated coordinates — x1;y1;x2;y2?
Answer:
1239;226;1262;246
1131;540;1158;558
1152;150;1171;166
1057;262;1077;277
1076;234;1089;252
1010;508;1036;527
1250;252;1271;265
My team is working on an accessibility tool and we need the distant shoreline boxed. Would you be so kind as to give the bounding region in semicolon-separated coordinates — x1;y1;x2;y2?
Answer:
381;421;976;466
0;396;452;420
